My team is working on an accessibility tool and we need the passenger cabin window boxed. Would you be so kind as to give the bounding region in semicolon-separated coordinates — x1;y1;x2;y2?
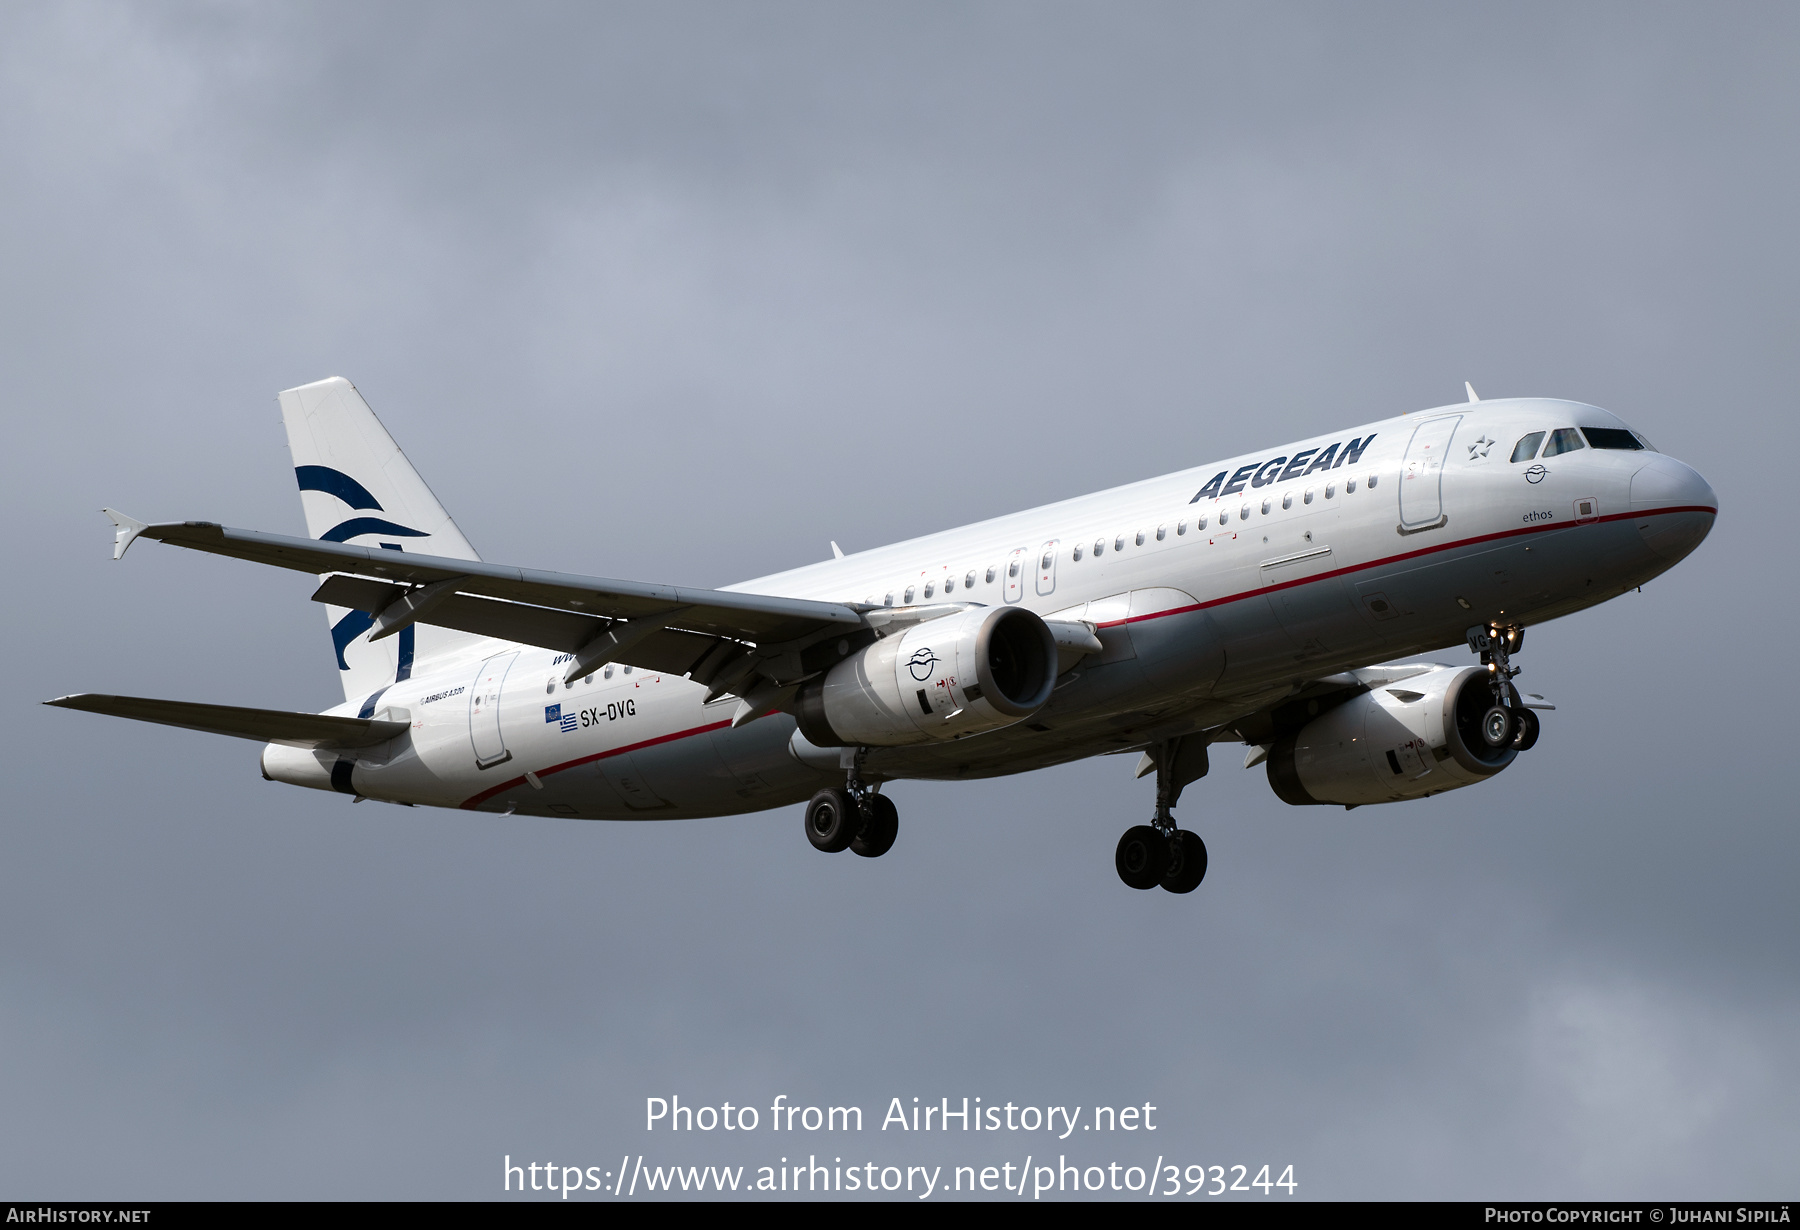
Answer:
1581;427;1645;451
1072;544;1084;561
943;576;954;591
1510;432;1545;463
985;567;997;583
883;593;894;606
924;582;935;598
1542;427;1585;458
904;586;915;603
965;570;976;587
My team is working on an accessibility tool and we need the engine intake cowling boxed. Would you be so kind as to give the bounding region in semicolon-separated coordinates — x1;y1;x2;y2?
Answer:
796;605;1057;747
1266;665;1516;806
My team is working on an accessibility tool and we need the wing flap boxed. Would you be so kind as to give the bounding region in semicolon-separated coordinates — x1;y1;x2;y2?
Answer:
44;694;408;749
309;574;604;654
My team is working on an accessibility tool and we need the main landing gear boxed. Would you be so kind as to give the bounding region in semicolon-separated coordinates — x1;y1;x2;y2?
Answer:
805;747;899;859
1467;623;1540;752
1115;736;1210;894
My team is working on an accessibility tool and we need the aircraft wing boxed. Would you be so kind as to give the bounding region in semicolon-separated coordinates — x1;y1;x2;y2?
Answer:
44;694;408;749
112;517;869;696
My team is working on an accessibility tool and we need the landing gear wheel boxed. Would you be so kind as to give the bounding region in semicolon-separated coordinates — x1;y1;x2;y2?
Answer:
1480;704;1515;749
1161;830;1208;894
1115;825;1171;890
1510;707;1540;752
851;794;899;858
804;788;858;853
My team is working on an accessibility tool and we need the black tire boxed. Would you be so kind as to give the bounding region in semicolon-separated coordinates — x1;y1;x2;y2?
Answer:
1480;704;1515;748
851;794;899;858
1510;707;1541;752
1161;830;1208;894
804;788;857;853
1115;825;1171;890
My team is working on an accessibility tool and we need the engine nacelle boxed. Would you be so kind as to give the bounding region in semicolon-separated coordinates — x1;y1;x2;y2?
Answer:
796;605;1057;747
1266;665;1516;806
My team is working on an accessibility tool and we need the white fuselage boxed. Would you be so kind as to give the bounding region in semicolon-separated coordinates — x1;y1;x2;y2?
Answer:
262;397;1716;818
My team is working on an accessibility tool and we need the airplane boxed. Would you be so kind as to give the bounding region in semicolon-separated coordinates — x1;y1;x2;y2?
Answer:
46;377;1717;893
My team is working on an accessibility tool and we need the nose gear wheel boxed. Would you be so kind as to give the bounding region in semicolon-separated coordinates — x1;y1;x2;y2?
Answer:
1468;622;1540;755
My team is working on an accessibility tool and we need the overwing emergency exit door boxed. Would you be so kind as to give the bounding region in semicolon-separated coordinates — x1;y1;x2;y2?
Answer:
1004;547;1027;603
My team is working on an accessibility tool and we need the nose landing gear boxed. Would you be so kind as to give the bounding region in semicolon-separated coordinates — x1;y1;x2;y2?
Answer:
1468;622;1538;750
1115;736;1210;893
804;746;900;859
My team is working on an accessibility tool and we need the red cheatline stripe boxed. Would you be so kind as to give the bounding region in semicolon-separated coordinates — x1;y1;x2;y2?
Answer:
460;717;735;810
1093;503;1716;627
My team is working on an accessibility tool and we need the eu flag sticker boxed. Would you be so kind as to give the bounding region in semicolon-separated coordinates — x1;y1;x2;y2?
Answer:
545;704;561;723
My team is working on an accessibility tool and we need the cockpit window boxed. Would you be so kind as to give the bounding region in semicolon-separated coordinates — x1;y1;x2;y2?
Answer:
1541;427;1586;458
1510;432;1545;463
1580;427;1645;451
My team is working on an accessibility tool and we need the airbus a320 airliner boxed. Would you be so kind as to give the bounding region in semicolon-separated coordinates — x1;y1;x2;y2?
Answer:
49;378;1716;893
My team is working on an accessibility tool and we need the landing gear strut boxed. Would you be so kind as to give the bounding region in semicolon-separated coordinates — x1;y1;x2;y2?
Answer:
804;746;900;858
1115;736;1209;893
1467;622;1533;750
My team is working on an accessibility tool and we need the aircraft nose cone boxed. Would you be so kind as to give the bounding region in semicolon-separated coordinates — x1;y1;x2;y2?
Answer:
1630;453;1717;561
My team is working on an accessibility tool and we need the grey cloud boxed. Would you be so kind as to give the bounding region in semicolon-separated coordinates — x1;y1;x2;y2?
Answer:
2;1;1795;1199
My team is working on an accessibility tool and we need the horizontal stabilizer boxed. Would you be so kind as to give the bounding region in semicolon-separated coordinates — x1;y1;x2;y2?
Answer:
44;694;408;749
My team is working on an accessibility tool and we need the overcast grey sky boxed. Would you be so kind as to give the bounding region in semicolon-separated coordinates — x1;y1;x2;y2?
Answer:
3;2;1795;1200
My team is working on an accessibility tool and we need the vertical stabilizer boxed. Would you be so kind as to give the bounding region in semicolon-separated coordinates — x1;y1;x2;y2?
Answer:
277;377;488;701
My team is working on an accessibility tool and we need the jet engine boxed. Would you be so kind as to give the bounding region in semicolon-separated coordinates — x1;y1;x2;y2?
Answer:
795;605;1057;747
1265;665;1517;806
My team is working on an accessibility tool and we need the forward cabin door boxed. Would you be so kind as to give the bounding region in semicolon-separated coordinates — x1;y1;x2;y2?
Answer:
1399;414;1461;530
468;650;519;769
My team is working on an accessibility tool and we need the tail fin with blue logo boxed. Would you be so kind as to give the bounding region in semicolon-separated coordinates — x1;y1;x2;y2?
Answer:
277;377;488;701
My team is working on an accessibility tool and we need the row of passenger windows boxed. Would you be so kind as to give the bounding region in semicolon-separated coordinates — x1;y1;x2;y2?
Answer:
865;471;1380;606
1510;426;1649;463
875;566;998;606
547;663;632;692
